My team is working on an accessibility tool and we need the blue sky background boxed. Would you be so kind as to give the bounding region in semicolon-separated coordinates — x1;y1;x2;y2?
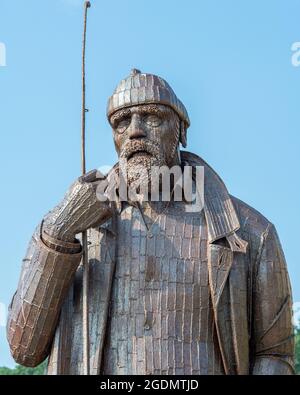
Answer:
0;0;299;367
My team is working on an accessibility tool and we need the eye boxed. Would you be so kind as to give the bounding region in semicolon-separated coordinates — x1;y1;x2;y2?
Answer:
144;114;162;127
115;116;131;133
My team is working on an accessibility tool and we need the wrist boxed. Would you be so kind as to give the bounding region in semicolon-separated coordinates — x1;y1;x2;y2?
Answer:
41;228;82;254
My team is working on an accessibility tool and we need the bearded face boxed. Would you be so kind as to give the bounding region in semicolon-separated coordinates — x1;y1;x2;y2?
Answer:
110;104;181;192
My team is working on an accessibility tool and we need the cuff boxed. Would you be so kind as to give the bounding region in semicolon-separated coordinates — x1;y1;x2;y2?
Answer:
41;228;82;254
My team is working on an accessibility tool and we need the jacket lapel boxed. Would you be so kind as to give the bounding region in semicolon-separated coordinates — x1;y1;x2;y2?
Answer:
181;151;248;374
208;244;233;309
207;243;236;374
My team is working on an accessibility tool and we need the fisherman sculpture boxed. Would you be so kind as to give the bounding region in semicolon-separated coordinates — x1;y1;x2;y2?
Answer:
7;70;294;375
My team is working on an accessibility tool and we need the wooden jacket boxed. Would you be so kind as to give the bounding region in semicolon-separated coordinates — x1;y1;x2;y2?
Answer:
7;151;295;374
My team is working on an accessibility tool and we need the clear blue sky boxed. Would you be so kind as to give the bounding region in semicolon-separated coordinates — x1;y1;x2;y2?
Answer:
0;0;299;367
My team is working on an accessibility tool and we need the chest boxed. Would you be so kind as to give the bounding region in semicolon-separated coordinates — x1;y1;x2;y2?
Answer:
117;201;207;255
111;203;210;314
102;203;219;374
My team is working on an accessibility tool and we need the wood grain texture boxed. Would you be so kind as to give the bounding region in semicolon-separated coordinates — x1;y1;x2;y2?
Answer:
101;202;224;375
7;152;295;375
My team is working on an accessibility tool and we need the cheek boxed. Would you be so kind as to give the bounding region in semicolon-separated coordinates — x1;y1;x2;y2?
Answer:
113;131;126;152
159;121;177;152
146;121;170;144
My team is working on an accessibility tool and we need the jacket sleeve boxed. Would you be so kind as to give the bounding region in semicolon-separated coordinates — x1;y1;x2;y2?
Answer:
6;225;82;367
251;223;295;375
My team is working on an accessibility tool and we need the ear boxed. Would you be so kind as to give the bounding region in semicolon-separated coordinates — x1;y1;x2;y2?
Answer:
179;120;187;148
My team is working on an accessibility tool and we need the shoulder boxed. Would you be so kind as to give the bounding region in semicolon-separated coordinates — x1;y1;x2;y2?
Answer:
230;195;279;254
181;151;273;234
231;196;271;234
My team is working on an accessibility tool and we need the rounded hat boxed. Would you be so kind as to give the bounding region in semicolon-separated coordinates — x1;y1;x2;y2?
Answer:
107;69;190;129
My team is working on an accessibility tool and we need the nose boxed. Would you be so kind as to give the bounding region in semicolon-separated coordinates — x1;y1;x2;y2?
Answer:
128;113;146;139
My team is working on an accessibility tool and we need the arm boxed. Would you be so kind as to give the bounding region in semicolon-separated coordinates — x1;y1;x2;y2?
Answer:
7;226;82;367
7;170;114;367
251;223;295;375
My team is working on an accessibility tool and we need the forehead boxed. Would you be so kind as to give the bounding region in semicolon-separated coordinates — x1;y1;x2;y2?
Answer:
109;104;172;123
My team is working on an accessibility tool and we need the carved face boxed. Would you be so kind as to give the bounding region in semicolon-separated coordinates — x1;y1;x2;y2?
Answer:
110;104;180;189
110;104;180;162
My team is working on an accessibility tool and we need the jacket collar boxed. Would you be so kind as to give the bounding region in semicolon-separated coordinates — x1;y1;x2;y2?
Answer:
181;151;248;375
180;151;247;253
109;150;247;253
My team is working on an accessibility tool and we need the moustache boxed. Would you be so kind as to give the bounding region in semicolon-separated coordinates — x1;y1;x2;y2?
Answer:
120;139;160;160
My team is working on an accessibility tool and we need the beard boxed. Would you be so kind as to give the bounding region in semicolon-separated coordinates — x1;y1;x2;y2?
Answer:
119;139;166;197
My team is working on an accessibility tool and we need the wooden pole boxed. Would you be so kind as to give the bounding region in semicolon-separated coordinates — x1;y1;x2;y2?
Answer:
81;0;91;376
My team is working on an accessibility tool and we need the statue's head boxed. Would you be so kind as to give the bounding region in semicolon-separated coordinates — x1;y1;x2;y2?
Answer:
107;69;190;188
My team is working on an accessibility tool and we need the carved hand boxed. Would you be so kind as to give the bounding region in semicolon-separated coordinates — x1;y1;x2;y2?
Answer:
42;169;115;242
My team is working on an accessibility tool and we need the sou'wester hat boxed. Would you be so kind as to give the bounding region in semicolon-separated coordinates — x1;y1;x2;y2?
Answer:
107;69;190;147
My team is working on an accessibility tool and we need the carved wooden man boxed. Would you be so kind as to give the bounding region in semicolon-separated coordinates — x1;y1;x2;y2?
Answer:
7;70;294;374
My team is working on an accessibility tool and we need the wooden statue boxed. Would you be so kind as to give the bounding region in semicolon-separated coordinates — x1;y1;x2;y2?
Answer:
7;70;294;375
